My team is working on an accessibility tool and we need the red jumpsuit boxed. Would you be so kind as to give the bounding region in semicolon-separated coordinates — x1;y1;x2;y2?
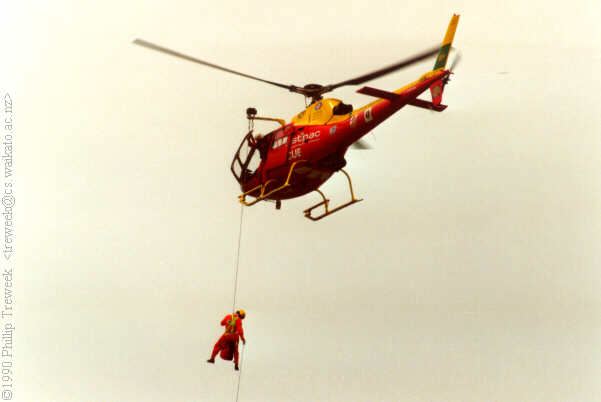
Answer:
209;314;245;365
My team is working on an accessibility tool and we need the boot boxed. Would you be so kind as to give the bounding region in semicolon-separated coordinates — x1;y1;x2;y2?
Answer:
207;359;215;364
234;364;239;371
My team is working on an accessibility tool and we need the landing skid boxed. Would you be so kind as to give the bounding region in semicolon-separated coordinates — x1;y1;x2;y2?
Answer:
303;169;362;221
238;161;305;207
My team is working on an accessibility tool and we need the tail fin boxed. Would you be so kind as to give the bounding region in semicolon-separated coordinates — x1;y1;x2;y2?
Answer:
433;14;460;70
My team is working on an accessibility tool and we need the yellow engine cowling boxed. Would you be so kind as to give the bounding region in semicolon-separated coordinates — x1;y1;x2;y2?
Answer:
290;98;351;126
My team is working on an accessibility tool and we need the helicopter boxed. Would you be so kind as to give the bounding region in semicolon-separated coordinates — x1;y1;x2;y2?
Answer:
134;14;460;221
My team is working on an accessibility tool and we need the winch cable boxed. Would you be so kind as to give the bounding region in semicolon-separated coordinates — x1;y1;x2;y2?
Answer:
231;204;245;402
232;343;245;402
232;204;244;313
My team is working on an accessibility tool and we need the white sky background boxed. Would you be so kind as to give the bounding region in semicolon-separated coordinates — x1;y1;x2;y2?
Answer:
3;0;601;401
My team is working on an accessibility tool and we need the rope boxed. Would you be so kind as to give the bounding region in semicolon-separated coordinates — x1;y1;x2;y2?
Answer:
232;204;244;312
233;344;245;402
231;204;245;402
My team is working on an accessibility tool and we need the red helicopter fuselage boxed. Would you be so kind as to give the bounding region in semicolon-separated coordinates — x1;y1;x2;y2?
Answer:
133;13;460;220
231;68;450;202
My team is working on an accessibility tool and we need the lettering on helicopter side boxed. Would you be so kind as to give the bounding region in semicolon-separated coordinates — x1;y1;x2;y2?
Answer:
364;107;373;122
272;136;288;149
291;130;320;146
289;148;302;160
329;125;337;135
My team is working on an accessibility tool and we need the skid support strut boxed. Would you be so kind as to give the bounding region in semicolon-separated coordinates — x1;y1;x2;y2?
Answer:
238;161;305;207
303;169;363;221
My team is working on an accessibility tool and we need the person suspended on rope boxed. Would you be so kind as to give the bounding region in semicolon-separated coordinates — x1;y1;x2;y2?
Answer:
207;309;246;371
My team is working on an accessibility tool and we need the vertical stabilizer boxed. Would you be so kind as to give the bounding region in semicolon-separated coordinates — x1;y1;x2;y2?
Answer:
433;14;460;70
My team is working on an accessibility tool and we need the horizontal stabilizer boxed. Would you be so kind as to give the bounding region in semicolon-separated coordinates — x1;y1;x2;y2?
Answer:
357;86;400;101
407;98;447;112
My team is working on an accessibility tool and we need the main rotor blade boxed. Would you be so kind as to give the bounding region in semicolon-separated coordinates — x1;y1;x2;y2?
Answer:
133;38;293;91
326;46;440;91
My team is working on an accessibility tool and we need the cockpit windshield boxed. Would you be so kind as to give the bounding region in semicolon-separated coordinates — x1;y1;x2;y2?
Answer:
230;131;263;184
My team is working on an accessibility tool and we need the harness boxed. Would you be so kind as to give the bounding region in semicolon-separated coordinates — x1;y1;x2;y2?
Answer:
225;315;238;334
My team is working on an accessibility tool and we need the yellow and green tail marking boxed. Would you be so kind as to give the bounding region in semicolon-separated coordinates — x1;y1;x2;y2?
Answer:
433;14;460;70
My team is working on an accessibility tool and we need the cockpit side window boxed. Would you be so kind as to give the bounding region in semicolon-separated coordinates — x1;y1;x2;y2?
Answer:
255;132;272;160
246;148;261;173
